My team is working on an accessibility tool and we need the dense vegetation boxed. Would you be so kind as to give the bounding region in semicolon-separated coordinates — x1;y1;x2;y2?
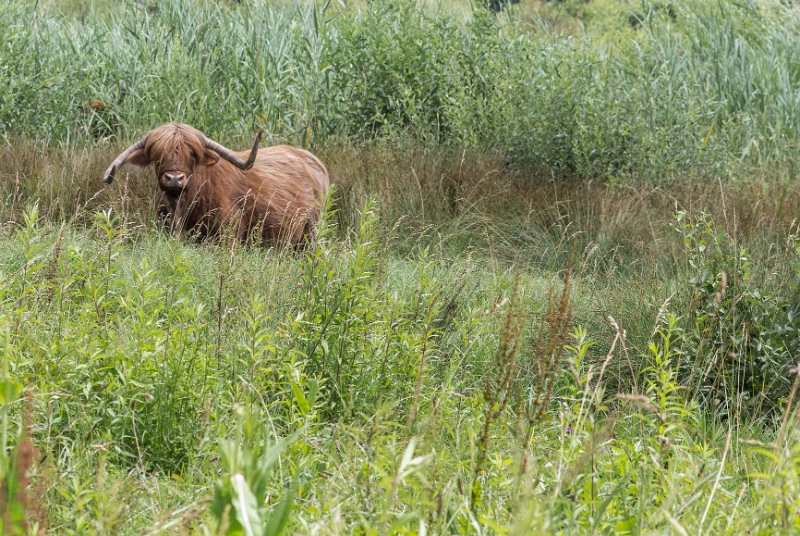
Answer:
3;0;800;180
2;0;800;534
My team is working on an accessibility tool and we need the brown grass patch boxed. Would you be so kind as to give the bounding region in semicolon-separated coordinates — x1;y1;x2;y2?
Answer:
2;136;799;267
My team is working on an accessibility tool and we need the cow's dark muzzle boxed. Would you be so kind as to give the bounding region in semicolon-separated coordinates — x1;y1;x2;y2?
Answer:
162;187;184;200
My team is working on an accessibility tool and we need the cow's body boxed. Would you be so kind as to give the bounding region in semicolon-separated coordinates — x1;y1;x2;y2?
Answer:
105;123;329;246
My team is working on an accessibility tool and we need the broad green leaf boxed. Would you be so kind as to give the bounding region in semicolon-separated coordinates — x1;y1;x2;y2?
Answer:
0;379;22;406
290;382;310;415
258;428;304;476
264;477;298;536
230;473;263;536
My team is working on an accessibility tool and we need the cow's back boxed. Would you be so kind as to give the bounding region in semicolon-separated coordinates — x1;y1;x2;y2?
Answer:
239;146;327;199
234;144;329;245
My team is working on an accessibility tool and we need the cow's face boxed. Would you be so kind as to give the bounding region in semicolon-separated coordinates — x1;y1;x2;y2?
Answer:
103;123;262;198
155;149;204;198
128;125;220;199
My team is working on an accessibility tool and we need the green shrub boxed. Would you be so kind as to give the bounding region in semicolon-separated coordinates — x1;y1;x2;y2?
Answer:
675;210;800;416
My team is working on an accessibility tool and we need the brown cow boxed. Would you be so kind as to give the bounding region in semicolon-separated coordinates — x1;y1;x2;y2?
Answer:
103;123;329;246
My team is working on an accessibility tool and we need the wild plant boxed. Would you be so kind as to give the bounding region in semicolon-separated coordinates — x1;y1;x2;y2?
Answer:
210;413;301;536
0;327;36;536
675;209;800;417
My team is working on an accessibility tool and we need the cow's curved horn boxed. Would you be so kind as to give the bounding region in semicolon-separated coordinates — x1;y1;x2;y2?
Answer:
203;128;263;171
103;137;146;184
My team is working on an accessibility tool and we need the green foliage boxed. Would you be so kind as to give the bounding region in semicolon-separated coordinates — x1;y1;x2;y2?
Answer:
0;329;29;536
2;0;800;179
327;0;458;139
7;0;800;533
675;210;800;416
211;417;300;536
0;201;799;533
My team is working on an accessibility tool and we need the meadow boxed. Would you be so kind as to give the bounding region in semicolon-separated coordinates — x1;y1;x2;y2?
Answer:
3;0;800;533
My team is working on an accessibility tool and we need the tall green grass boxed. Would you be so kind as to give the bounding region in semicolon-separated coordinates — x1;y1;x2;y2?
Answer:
2;0;799;180
0;199;799;533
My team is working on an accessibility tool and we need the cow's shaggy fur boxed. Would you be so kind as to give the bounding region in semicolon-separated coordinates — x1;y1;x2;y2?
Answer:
107;123;329;246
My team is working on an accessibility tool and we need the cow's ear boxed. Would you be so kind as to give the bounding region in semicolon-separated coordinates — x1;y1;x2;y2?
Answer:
126;148;150;170
204;149;219;166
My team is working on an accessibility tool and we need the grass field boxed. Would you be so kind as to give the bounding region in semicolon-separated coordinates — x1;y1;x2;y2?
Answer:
4;0;800;534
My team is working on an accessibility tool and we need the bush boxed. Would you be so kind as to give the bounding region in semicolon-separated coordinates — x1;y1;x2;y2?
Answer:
675;210;800;416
